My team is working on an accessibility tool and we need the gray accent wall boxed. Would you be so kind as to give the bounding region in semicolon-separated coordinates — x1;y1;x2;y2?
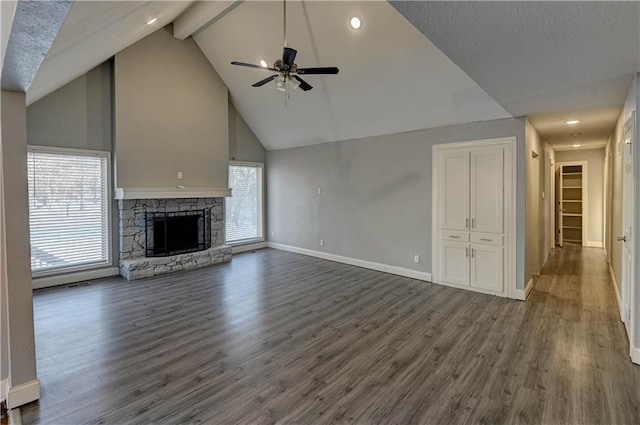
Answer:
267;117;527;289
27;61;112;151
114;25;228;189
555;148;605;245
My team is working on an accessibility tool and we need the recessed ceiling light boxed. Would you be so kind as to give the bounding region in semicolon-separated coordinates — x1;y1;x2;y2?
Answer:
350;16;361;29
572;144;582;148
259;59;268;68
146;17;157;25
570;132;582;137
564;119;580;125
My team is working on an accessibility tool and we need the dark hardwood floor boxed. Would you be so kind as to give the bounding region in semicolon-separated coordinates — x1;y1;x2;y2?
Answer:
21;247;640;424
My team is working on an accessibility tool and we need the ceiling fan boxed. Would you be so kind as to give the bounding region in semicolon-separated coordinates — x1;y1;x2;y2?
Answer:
230;0;339;94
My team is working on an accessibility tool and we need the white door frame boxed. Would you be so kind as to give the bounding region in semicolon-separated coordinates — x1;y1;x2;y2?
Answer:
556;161;589;246
432;136;517;299
549;157;556;251
620;112;636;361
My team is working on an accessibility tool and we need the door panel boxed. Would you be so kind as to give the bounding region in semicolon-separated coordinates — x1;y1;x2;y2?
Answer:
439;150;469;231
470;147;504;233
441;240;469;286
470;243;503;292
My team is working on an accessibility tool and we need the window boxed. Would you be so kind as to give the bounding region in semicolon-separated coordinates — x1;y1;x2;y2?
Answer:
226;162;264;244
27;147;110;274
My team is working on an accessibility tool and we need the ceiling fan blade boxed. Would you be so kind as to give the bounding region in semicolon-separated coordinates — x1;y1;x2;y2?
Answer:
252;75;279;87
297;67;339;75
231;61;278;71
282;47;297;67
293;75;313;91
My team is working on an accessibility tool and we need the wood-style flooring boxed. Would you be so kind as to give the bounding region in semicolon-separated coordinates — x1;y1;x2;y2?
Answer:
21;247;640;424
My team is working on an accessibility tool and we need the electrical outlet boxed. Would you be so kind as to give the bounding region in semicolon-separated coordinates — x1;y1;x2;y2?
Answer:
413;255;420;263
271;231;275;238
320;239;324;247
317;187;322;195
177;171;183;179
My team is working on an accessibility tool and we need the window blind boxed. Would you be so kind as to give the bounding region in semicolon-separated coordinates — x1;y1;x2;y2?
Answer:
27;149;110;273
226;163;263;243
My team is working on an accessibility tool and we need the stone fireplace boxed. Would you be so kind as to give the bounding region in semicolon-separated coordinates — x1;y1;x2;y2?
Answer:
117;197;231;280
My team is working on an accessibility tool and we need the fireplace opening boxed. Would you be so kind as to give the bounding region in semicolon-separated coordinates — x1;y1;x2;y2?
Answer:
145;210;211;257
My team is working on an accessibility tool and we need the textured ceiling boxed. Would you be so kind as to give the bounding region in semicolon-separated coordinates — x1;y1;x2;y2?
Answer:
390;1;639;155
1;0;72;92
390;1;640;117
194;1;510;150
27;0;192;105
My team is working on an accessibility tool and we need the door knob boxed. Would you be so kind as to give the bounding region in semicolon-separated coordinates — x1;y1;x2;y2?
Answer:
617;236;627;242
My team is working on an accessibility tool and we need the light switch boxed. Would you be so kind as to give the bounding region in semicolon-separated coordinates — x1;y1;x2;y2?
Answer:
177;171;184;179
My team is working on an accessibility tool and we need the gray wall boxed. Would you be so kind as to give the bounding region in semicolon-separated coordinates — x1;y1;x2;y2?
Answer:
556;148;605;245
27;61;111;151
114;25;228;189
229;100;265;163
267;117;527;289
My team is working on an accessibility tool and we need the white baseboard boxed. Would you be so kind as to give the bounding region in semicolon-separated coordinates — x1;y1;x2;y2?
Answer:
232;241;267;254
631;346;640;365
608;263;624;322
6;379;40;409
33;267;120;290
513;278;534;301
267;242;432;282
587;241;604;248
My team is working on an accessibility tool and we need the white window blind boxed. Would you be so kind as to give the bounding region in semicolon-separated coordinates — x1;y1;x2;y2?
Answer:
226;163;263;243
27;148;110;274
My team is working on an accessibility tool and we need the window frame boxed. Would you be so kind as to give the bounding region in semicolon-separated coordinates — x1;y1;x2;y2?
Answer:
27;145;113;277
226;161;265;246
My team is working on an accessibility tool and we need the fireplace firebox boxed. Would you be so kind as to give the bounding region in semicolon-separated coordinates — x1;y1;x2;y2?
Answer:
145;209;211;257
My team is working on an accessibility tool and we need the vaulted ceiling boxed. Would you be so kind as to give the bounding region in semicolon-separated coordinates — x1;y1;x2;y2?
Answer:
12;1;640;151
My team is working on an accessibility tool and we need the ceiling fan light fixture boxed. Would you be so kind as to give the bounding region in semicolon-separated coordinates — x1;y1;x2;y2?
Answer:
275;78;286;92
290;77;300;90
350;16;361;29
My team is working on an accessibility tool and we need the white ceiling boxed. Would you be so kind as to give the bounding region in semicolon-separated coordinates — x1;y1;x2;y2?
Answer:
528;106;621;151
193;1;510;150
23;1;639;152
390;1;639;153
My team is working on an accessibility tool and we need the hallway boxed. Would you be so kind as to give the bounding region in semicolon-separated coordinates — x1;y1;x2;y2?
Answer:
526;246;640;423
19;247;640;424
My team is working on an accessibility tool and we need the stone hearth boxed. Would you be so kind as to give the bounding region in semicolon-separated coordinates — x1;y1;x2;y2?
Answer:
118;197;231;280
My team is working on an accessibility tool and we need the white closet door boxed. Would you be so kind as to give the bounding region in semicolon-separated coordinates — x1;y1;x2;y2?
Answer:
439;150;469;231
470;147;504;234
470;243;503;292
441;240;469;286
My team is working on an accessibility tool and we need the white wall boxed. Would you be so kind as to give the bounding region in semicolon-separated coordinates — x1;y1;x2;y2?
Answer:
267;117;528;289
555;148;605;246
114;25;228;189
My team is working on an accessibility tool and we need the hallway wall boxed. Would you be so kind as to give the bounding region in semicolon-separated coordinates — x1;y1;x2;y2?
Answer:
555;148;605;246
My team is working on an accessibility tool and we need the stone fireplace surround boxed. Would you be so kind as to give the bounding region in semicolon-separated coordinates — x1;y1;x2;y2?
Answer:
117;197;231;280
